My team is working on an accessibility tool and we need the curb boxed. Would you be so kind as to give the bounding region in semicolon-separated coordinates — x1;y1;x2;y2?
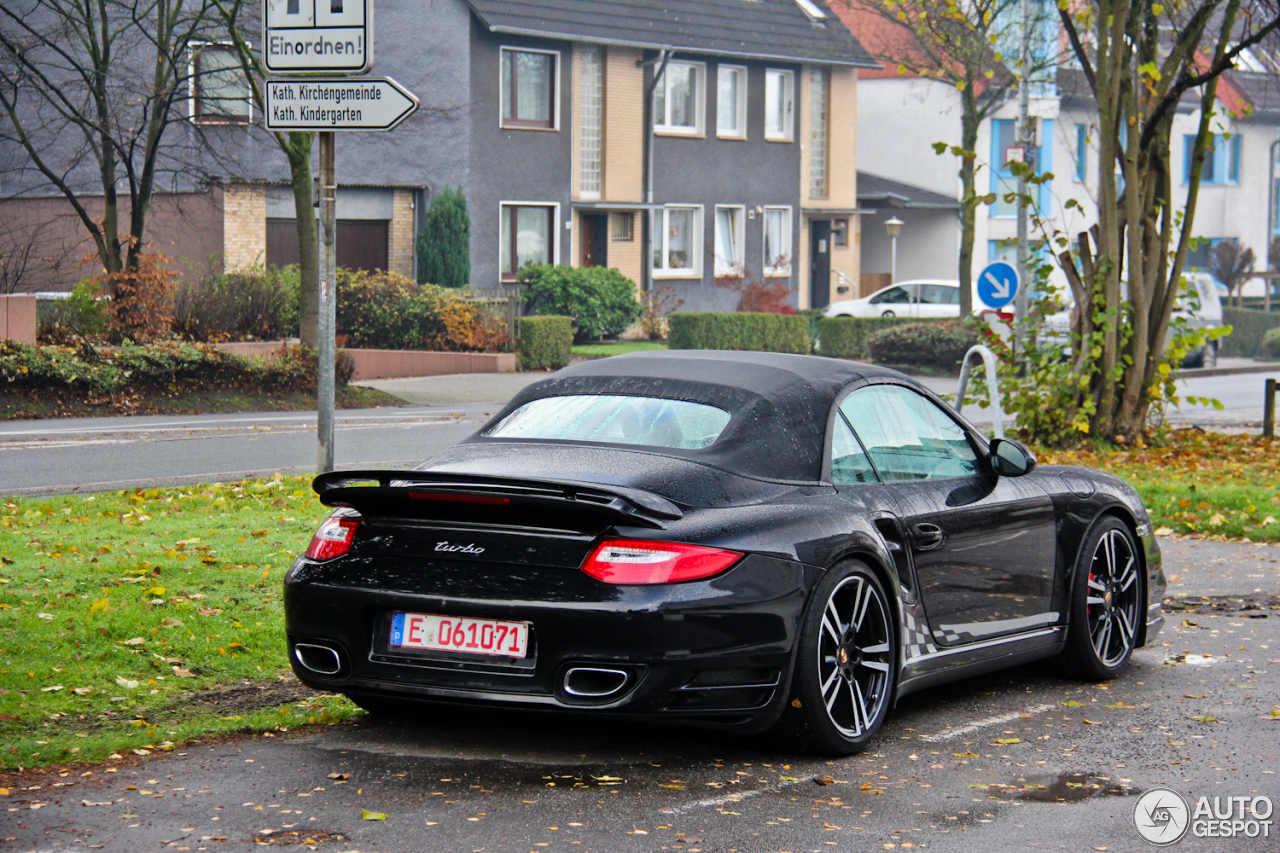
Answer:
1178;363;1280;379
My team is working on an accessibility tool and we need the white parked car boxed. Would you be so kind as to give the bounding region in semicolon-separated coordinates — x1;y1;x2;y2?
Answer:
823;280;966;319
1042;272;1224;368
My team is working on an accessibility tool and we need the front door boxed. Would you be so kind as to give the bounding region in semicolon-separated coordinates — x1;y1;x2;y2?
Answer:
809;219;832;309
839;383;1057;645
581;214;608;268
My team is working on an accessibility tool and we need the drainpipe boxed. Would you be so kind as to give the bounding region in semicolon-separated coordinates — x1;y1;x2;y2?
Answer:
642;49;672;294
1268;139;1278;310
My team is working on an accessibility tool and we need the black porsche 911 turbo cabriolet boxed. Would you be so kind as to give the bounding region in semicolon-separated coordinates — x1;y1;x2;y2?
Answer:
284;350;1165;754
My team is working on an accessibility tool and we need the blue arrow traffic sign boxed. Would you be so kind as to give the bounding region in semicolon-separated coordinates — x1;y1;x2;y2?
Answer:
977;261;1019;309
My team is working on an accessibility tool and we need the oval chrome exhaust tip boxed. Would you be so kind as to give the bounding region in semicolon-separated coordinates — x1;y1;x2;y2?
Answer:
562;667;629;697
294;643;342;675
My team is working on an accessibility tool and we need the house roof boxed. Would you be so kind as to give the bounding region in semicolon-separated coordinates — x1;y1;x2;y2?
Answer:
464;0;877;67
857;173;959;210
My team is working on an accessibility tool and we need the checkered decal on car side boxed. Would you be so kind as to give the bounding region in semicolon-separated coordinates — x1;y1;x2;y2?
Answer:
902;605;937;659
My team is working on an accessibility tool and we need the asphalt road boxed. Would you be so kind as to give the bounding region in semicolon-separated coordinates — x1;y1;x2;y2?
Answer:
3;539;1277;852
2;365;1277;497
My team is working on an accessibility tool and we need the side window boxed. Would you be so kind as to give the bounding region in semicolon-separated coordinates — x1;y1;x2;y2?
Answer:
830;415;878;484
840;385;980;482
871;286;909;305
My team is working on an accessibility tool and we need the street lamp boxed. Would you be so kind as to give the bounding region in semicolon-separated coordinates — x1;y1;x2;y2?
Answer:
884;217;904;284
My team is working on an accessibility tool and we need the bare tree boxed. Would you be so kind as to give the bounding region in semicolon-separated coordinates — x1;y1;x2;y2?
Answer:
1055;0;1280;440
835;0;1063;316
0;0;228;278
1208;240;1256;307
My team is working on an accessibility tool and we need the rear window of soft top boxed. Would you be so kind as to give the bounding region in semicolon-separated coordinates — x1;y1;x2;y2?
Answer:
482;394;731;450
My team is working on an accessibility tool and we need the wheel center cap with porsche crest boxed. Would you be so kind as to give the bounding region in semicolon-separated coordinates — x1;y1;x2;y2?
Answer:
837;648;848;665
1104;591;1113;606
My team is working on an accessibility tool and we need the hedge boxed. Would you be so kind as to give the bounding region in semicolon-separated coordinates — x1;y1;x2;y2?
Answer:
1220;306;1280;358
1262;327;1280;360
519;316;573;370
866;321;980;369
0;340;352;396
667;312;810;354
815;316;945;360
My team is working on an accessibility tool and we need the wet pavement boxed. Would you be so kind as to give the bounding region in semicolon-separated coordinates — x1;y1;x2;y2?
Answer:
3;536;1278;852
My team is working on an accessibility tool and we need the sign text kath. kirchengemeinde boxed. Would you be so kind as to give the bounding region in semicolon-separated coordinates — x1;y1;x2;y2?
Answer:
265;78;418;131
263;0;371;74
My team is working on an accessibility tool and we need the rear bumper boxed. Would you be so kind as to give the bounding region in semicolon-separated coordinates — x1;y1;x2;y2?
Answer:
284;552;814;728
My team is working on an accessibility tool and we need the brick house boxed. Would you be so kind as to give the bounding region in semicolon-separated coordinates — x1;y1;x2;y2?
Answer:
4;0;874;312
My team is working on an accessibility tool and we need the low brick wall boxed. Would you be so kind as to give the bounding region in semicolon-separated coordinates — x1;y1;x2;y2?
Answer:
207;340;517;380
0;295;37;345
344;349;517;381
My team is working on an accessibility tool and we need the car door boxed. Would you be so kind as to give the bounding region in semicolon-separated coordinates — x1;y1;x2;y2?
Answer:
866;285;915;318
839;384;1057;646
920;284;960;319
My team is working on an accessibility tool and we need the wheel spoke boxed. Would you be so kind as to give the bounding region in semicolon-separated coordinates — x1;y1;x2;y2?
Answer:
820;667;841;704
825;598;846;638
1086;595;1106;607
1117;556;1138;592
821;614;842;645
1092;616;1112;657
1115;609;1135;644
851;578;871;632
1103;532;1117;580
850;680;870;736
861;642;891;655
1088;577;1107;593
859;660;890;673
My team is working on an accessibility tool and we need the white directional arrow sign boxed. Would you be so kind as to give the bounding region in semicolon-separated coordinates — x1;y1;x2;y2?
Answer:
265;77;418;132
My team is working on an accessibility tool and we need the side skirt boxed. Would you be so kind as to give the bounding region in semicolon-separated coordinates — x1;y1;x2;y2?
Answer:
895;627;1064;701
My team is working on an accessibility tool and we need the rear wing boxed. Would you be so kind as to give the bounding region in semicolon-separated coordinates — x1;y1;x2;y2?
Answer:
312;470;683;531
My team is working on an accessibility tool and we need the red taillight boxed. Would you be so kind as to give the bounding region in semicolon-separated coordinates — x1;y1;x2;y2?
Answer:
580;539;743;585
304;514;361;561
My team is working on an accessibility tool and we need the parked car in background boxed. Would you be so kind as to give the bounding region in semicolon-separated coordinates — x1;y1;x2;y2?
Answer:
1042;272;1225;368
823;280;976;319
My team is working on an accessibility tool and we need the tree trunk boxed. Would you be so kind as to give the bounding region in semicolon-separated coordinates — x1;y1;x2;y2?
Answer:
957;88;979;319
286;133;319;347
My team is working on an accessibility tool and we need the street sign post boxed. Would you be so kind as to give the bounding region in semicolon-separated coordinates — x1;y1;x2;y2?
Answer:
263;0;372;74
977;261;1020;310
265;77;419;131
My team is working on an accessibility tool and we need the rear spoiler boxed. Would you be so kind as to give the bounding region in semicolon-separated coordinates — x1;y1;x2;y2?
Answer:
312;470;683;530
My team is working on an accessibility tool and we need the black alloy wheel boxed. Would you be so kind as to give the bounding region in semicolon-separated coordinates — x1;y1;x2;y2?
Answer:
784;561;896;754
1062;517;1142;680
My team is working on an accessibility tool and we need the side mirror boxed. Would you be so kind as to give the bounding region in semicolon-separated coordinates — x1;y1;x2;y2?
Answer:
989;438;1036;477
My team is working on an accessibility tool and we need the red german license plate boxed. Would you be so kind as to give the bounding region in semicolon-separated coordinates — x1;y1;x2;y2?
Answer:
389;612;529;658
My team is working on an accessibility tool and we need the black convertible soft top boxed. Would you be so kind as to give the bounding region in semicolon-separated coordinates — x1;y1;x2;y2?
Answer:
470;350;910;482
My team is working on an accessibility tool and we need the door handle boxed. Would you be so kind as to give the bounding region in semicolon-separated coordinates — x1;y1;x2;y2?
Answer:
912;522;945;551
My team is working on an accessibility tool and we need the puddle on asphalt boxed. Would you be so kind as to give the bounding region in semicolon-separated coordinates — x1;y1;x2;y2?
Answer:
971;773;1137;802
1164;653;1218;666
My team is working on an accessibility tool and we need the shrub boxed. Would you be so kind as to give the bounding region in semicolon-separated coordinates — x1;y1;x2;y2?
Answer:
816;316;946;360
172;265;300;342
714;272;796;314
519;316;573;370
88;250;177;343
866;320;979;368
36;281;108;344
638;286;684;340
1262;327;1280;360
0;340;351;398
417;187;470;288
336;269;508;352
520;265;644;343
667;312;810;354
1220;306;1280;358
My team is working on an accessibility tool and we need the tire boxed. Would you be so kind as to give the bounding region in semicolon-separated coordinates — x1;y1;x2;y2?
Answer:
780;561;897;755
1061;517;1143;681
880;310;896;318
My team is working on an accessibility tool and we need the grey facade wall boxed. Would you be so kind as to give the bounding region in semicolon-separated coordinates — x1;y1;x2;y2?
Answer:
467;24;575;288
651;58;803;312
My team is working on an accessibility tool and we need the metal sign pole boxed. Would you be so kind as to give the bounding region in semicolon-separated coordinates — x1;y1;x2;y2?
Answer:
317;130;336;473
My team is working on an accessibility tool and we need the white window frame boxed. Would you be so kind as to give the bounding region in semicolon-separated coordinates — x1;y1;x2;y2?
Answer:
764;68;795;142
716;64;747;139
188;41;253;125
654;60;705;136
713;205;745;275
499;46;561;131
763;205;792;277
499;201;559;281
652;204;703;278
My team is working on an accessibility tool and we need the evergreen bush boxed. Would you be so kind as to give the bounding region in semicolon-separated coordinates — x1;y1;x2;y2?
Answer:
865;320;979;368
815;316;945;360
518;316;573;370
520;265;643;343
667;312;810;353
417;187;471;288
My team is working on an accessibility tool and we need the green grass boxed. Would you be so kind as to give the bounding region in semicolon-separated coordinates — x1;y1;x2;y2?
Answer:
1038;431;1280;541
0;476;359;771
571;340;668;358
